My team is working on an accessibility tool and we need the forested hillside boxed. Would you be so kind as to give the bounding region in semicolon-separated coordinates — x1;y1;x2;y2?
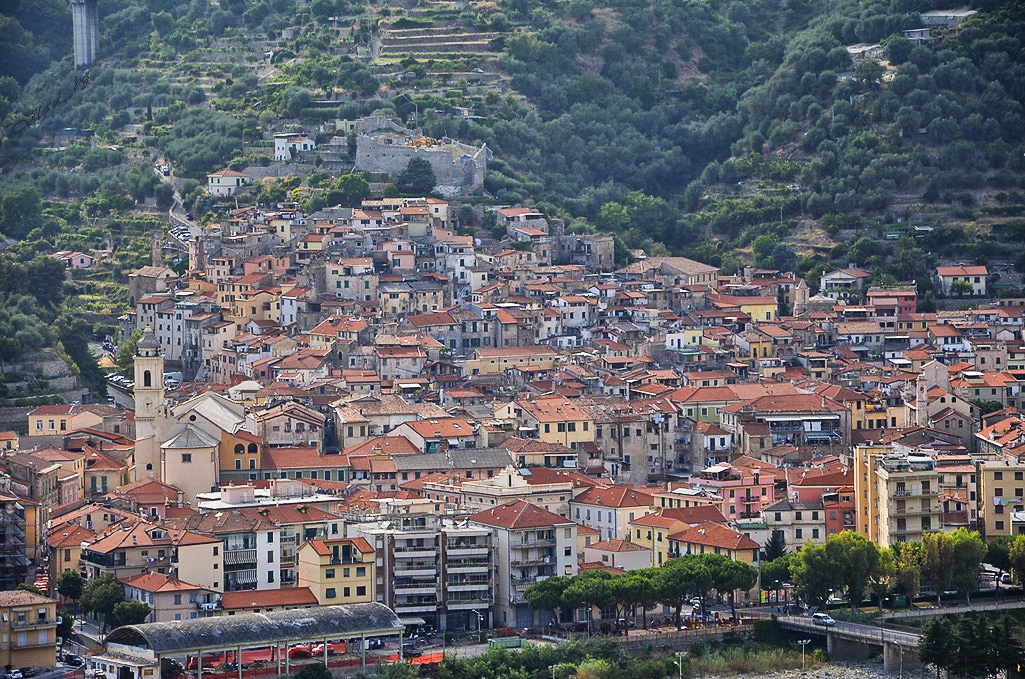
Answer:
1;0;1024;290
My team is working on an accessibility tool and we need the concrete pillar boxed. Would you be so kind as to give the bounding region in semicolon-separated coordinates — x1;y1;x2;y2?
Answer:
827;633;871;662
70;0;99;67
883;642;924;676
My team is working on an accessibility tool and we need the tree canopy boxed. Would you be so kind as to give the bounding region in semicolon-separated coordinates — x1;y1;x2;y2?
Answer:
395;157;436;195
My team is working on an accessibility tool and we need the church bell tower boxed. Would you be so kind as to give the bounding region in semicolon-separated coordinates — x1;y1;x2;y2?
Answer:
132;327;165;479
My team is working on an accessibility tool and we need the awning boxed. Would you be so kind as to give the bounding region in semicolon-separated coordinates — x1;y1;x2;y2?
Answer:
231;570;258;585
223;549;256;566
399;617;426;626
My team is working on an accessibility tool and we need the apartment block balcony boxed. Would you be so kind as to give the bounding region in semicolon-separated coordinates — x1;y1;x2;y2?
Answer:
893;488;939;498
445;596;491;610
395;563;438;577
446;543;490;557
892;504;940;515
223;548;258;567
446;560;490;574
394;546;438;558
394;581;438;596
511;554;554;567
10;617;58;629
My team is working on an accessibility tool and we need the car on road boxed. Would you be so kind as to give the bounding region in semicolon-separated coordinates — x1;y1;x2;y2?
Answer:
8;669;24;679
812;612;837;626
63;655;85;667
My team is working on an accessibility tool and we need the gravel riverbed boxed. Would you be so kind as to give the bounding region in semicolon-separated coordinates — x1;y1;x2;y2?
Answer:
698;660;914;679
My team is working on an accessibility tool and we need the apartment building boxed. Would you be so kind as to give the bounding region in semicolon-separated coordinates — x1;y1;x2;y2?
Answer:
352;514;493;633
470;500;576;630
0;590;59;670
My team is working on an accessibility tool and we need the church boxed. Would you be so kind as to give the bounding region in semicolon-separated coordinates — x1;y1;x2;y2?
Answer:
132;328;259;503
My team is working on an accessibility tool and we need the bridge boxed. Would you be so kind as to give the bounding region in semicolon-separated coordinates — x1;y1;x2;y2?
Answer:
778;616;921;675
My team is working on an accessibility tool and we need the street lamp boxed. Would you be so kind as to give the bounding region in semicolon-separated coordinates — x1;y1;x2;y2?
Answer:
798;639;811;671
549;663;570;679
673;651;687;679
471;609;483;633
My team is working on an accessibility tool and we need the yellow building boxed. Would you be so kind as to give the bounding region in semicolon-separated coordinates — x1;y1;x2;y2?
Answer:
297;538;375;606
218;430;263;477
853;444;891;543
27;404;106;436
977;460;1025;540
0;590;59;670
462;346;560;377
667;521;760;566
854;444;943;547
231;288;280;329
497;394;595;449
46;523;95;584
628;506;728;567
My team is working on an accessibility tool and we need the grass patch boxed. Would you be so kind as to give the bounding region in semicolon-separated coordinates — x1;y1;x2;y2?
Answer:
686;645;822;676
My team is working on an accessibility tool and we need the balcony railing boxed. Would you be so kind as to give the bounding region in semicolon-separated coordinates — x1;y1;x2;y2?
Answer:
394;546;438;554
223;548;258;566
10;618;58;628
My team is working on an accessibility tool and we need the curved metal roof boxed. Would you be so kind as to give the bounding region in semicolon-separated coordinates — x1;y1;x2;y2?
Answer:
104;603;403;654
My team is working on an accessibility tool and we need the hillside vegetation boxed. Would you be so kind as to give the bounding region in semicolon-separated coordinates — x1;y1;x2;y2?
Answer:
0;0;1024;295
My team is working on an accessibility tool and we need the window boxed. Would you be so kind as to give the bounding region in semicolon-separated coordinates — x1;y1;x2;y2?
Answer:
181;454;192;463
326;569;336;579
268;551;274;562
325;588;336;599
174;594;182;605
795;529;803;539
356;586;366;596
268;571;274;583
343;587;351;597
356;566;366;577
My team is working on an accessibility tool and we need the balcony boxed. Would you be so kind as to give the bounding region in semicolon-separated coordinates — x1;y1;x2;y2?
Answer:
893;489;938;498
396;564;437;577
445;596;491;610
223;548;258;566
516;537;556;547
511;556;553;567
10;618;58;628
394;582;438;595
394;546;437;557
447;560;489;573
893;504;939;515
446;543;490;557
447;578;489;590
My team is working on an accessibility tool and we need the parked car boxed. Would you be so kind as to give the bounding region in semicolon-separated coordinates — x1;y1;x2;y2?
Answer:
8;669;24;679
812;612;837;626
64;654;85;667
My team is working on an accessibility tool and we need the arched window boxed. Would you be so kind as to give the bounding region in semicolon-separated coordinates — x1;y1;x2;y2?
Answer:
234;444;245;455
143;370;152;387
146;463;153;470
248;443;258;454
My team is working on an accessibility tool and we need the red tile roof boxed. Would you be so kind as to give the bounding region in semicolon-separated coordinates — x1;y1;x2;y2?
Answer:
469;499;573;529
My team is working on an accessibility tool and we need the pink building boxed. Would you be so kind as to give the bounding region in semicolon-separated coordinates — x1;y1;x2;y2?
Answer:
689;463;775;520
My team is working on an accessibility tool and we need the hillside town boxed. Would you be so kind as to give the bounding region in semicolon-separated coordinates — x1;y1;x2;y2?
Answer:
3;192;1025;674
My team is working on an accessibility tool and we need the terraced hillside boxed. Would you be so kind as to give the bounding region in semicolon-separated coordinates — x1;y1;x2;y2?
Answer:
377;25;500;58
